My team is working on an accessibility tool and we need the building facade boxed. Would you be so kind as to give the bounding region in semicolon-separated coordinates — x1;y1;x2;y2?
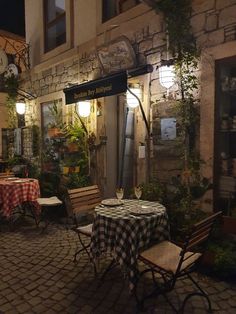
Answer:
19;0;236;207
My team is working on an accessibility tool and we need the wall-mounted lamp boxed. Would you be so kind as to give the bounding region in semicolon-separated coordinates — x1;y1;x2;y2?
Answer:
159;64;175;89
126;87;141;109
16;101;26;115
76;101;91;117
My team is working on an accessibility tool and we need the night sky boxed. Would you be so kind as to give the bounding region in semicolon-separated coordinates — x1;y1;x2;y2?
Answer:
0;0;25;36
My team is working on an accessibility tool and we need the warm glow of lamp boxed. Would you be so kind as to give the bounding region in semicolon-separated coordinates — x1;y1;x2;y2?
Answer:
159;65;175;89
126;87;141;108
16;101;26;115
76;101;91;117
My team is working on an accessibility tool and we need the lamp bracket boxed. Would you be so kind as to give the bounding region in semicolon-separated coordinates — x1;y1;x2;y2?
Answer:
127;86;150;136
17;88;37;100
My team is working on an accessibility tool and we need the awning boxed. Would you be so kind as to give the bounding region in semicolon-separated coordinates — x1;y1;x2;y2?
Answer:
63;64;153;105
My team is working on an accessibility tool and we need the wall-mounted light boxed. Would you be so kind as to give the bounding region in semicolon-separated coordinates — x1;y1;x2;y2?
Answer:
76;101;91;117
126;86;141;108
16;101;26;115
159;64;175;89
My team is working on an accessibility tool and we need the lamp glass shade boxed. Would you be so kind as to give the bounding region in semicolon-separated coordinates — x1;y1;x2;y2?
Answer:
76;101;91;117
159;65;175;89
127;87;141;108
16;101;26;115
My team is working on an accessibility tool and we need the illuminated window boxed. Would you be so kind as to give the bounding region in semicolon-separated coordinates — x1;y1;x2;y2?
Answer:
44;0;66;52
102;0;140;23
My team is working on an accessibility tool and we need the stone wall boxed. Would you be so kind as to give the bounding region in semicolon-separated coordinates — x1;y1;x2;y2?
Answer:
21;0;236;183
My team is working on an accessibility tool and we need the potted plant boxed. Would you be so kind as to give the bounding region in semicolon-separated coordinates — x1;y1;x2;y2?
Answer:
47;103;65;138
64;122;86;152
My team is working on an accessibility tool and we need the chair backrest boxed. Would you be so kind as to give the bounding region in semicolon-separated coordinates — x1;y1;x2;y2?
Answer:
175;211;222;276
67;185;102;217
0;172;15;179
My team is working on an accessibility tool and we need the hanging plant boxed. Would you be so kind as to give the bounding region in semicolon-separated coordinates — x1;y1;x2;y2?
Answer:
4;74;19;128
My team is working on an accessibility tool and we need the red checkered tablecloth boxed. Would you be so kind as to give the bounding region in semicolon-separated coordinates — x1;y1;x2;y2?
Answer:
0;178;40;218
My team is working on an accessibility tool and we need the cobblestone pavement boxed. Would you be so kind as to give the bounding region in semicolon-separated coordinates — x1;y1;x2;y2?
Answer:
0;219;236;314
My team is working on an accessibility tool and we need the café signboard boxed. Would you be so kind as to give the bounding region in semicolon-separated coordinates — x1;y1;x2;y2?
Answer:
64;71;127;104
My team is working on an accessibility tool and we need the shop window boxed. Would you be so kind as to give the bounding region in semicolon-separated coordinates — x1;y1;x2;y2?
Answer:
44;0;66;52
102;0;140;23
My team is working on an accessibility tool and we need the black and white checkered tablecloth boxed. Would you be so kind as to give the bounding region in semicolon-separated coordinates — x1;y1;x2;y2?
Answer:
90;199;170;290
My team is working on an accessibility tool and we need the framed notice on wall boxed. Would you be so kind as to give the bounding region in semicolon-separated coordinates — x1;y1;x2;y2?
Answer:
161;118;177;140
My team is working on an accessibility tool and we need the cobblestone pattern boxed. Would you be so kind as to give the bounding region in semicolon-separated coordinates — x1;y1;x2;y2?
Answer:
0;220;236;314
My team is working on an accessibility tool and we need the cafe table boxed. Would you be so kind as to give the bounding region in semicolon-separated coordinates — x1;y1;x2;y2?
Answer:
90;199;170;290
0;178;40;219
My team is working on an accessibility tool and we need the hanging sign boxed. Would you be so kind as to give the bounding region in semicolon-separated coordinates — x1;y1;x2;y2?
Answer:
97;36;136;74
64;71;128;104
0;48;8;74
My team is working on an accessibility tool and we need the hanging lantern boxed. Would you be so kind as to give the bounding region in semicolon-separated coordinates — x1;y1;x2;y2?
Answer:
16;101;26;115
159;65;175;89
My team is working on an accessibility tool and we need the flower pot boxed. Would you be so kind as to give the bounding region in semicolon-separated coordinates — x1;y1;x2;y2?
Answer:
48;127;60;138
67;142;79;152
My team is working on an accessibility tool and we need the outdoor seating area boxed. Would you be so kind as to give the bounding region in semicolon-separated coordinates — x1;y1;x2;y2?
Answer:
0;179;236;313
0;216;235;313
2;0;236;313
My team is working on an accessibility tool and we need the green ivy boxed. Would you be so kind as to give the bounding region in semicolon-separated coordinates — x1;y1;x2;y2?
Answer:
155;0;201;209
4;75;19;128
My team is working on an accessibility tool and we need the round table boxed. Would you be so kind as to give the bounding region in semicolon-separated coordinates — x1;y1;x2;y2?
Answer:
90;199;170;290
0;178;40;218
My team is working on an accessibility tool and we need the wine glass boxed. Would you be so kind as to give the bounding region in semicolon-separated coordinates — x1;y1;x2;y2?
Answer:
116;187;124;203
134;186;142;205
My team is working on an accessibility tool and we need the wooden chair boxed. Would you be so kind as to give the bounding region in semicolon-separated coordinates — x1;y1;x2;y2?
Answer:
67;185;102;267
134;211;222;313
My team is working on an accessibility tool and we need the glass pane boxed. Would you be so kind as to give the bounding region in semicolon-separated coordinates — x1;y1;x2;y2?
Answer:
46;0;65;23
46;15;66;51
102;0;140;22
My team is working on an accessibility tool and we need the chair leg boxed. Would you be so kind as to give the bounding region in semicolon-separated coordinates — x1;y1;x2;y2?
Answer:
74;233;97;274
180;273;212;313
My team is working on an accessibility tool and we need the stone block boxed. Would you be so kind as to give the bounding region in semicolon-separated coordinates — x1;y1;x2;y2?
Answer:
139;39;153;53
39;78;45;87
219;5;236;27
216;0;236;10
153;33;165;49
207;28;224;47
42;68;52;77
191;13;205;33
56;63;65;75
146;51;161;66
149;15;163;35
206;14;218;31
45;75;53;85
192;0;215;14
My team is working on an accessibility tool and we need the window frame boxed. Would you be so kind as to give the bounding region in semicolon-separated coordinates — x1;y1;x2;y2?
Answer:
41;0;73;62
102;0;141;23
43;0;67;53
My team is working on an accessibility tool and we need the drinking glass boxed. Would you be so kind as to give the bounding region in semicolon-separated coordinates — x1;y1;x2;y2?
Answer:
134;186;142;204
116;187;124;203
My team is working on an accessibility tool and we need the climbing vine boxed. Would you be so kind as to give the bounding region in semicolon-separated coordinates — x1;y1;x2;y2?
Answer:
155;0;202;206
